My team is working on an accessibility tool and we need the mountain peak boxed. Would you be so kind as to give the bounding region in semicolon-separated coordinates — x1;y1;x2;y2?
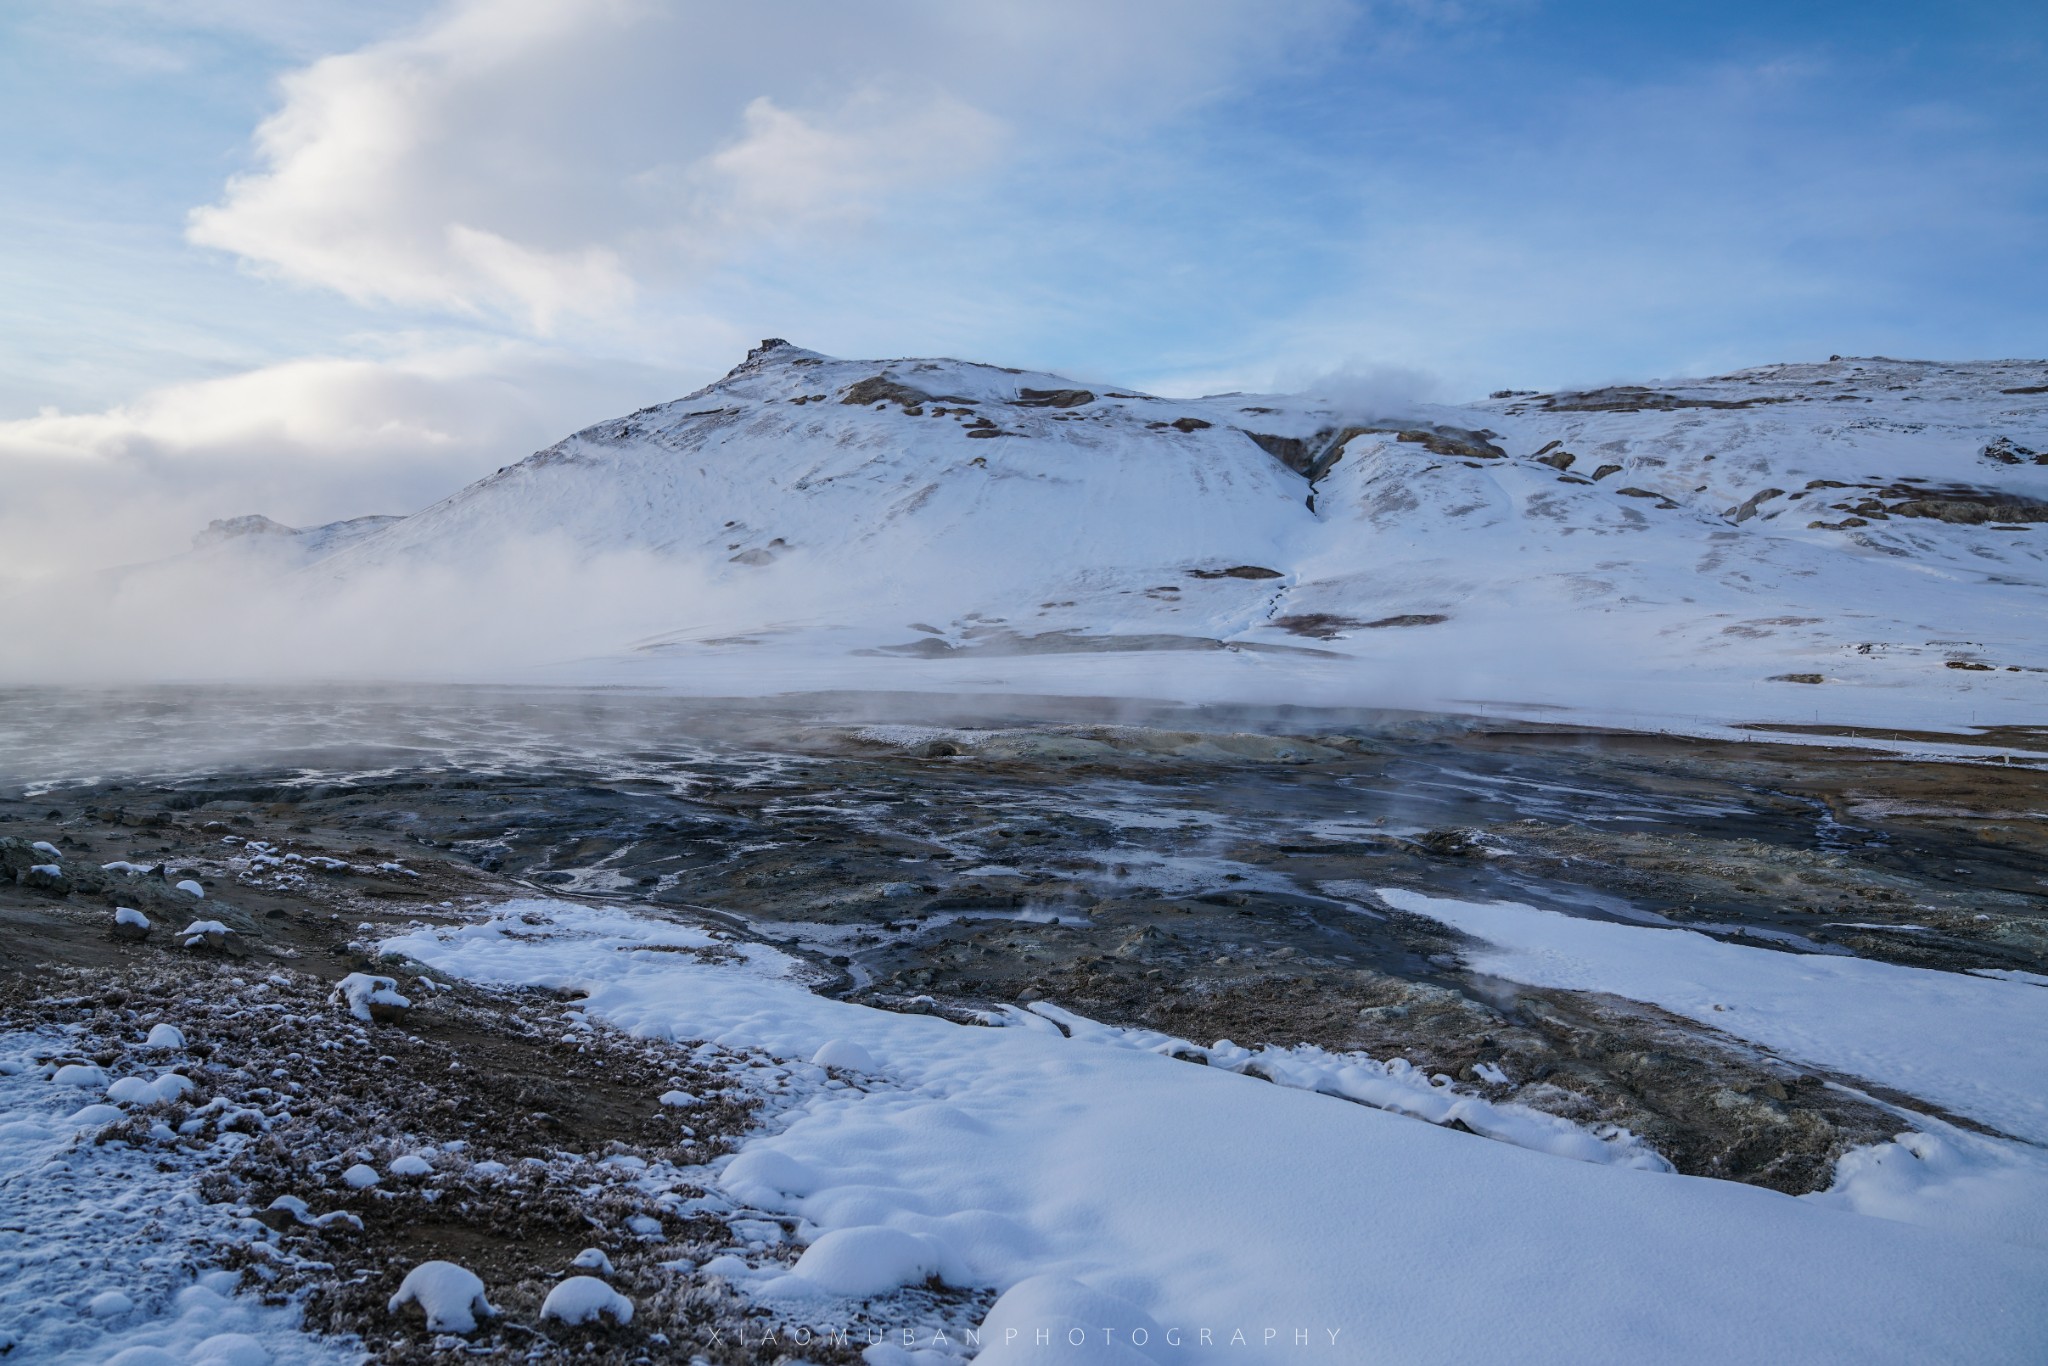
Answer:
722;337;826;380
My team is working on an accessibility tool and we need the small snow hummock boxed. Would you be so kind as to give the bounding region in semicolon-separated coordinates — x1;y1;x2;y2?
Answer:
810;1038;876;1072
388;1260;494;1334
174;879;205;898
29;863;61;879
31;840;61;858
975;1275;1167;1366
87;1289;136;1317
107;1073;193;1105
657;1089;696;1107
112;906;152;940
102;860;152;875
539;1275;633;1326
189;1335;273;1366
332;972;411;1023
570;1247;615;1276
53;1063;107;1087
781;1226;954;1298
342;1163;381;1190
144;1022;186;1050
389;1153;433;1178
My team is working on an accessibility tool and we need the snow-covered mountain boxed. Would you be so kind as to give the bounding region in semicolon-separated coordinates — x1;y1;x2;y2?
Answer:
219;341;2048;732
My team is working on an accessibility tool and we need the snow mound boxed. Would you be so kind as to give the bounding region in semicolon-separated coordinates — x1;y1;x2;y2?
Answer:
144;1023;186;1050
388;1153;432;1177
387;1260;493;1334
87;1289;136;1317
105;1348;182;1366
538;1275;633;1326
341;1162;380;1189
31;841;60;858
66;1102;125;1126
975;1275;1167;1364
190;1332;273;1365
174;880;205;899
106;1073;191;1105
53;1062;106;1087
718;1147;825;1205
778;1226;956;1299
812;1038;877;1072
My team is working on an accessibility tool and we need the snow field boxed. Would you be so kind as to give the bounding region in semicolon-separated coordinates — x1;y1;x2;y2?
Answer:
385;898;2048;1363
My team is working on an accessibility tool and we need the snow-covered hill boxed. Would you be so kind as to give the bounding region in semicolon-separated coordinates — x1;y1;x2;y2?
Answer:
182;342;2048;734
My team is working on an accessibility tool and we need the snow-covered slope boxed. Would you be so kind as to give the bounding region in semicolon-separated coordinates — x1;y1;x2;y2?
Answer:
293;343;2048;732
191;513;403;566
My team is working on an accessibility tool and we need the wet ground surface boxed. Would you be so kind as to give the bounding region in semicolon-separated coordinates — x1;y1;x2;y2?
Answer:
4;686;2046;1217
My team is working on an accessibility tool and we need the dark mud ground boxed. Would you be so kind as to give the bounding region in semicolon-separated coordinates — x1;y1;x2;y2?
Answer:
3;687;2044;1360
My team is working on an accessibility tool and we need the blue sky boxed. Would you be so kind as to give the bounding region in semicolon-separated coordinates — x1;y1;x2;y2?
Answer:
1;0;2043;575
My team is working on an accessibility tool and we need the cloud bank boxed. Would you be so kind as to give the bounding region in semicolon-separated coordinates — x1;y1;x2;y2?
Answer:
186;0;1344;331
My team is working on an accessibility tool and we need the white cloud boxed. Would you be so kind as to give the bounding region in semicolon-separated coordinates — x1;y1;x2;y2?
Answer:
186;0;1343;331
0;344;689;583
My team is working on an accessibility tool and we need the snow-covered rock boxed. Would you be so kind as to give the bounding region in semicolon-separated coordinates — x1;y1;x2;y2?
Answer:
174;879;205;899
53;1063;106;1087
387;1260;493;1334
111;906;151;941
388;1153;432;1178
178;920;234;951
331;972;410;1023
538;1275;633;1326
341;1163;380;1190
